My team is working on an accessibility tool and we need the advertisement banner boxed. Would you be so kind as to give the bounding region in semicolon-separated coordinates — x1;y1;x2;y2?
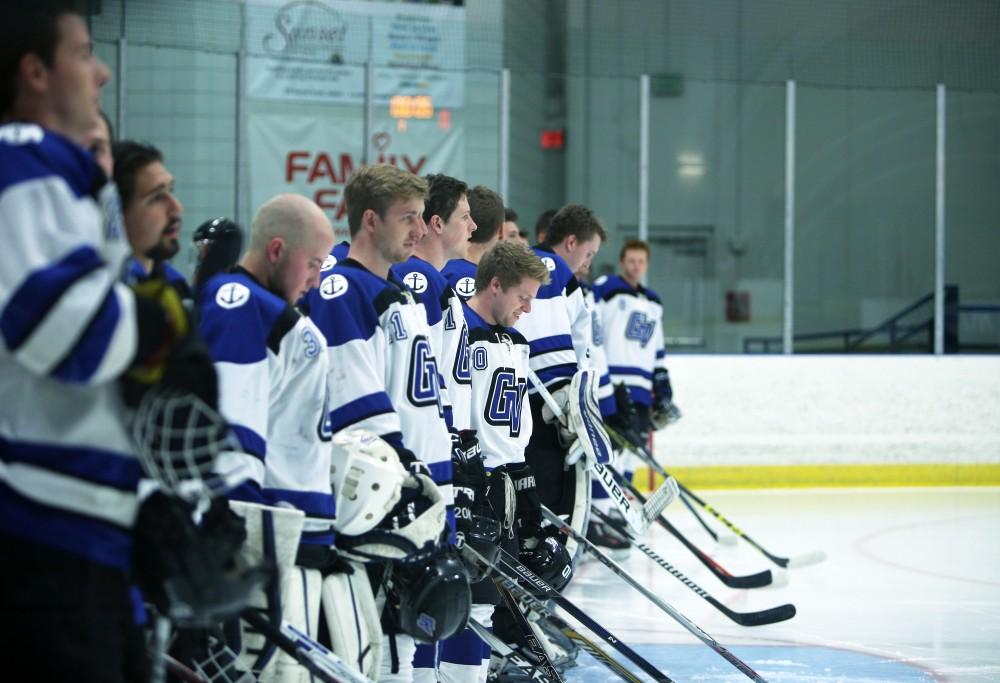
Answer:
245;0;465;107
248;113;464;240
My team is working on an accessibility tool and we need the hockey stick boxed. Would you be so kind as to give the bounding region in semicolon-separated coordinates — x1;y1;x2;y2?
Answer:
605;424;736;545
463;545;669;683
608;466;780;589
467;616;561;683
612;434;825;570
241;609;371;683
493;581;566;683
525;368;677;535
543;510;771;683
494;547;675;683
585;507;797;628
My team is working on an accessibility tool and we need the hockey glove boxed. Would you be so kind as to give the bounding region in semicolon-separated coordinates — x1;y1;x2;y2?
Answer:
607;383;646;451
507;462;542;541
450;429;482;467
539;384;577;447
650;368;680;430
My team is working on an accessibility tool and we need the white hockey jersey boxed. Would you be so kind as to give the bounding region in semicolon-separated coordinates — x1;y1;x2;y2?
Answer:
305;258;453;507
592;275;668;407
392;256;472;431
580;281;615;416
0;123;140;570
462;303;532;470
199;268;335;547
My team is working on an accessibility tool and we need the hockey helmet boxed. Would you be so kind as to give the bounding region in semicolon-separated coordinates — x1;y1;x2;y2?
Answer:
330;430;409;536
519;535;573;594
336;472;447;564
392;548;472;643
192;217;244;292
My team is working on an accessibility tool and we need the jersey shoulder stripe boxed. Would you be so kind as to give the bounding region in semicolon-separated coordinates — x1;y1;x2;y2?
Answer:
530;247;574;300
309;259;403;345
0;124;100;200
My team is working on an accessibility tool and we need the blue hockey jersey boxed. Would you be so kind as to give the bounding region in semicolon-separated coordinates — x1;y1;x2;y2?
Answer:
199;268;335;546
442;258;478;302
305;259;453;507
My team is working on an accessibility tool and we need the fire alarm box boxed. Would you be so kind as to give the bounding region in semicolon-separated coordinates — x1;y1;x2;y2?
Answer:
726;290;750;322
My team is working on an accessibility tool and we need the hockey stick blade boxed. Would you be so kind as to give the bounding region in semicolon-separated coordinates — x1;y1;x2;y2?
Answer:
608;466;776;589
586;507;796;630
785;550;828;568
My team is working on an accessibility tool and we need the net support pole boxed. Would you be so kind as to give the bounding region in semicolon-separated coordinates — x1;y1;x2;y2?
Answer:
783;80;796;355
363;19;375;165
499;68;511;202
934;83;946;355
639;74;650;284
116;37;127;138
235;47;246;226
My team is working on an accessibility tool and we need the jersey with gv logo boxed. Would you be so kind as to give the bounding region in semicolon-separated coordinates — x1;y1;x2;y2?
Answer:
392;255;471;431
592;274;668;407
462;303;532;470
305;258;453;505
199;268;335;547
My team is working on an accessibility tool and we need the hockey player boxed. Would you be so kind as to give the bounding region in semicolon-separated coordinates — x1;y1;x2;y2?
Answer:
392;173;476;432
305;165;466;683
514;204;609;529
591;239;679;548
0;4;217;679
197;193;336;679
442;184;509;303
463;241;556;678
113;139;191;299
82;109;114;177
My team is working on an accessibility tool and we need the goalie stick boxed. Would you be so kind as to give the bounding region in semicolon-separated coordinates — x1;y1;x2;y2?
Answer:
525;368;678;535
610;430;825;569
584;507;797;628
605;424;737;546
463;545;673;683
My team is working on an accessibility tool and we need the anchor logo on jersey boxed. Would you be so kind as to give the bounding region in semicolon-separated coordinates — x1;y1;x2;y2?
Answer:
625;311;655;347
403;271;428;294
319;273;348;299
216;282;250;309
455;277;476;298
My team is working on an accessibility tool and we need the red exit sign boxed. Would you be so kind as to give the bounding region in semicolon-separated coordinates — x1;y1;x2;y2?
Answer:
539;129;565;150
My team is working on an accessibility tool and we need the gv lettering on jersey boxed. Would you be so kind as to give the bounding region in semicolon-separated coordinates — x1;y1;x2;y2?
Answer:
625;311;655;347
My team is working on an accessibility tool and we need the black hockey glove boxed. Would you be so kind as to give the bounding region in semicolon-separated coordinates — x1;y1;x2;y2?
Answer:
652;367;673;405
650;368;681;430
607;383;646;451
507;462;542;541
451;429;482;467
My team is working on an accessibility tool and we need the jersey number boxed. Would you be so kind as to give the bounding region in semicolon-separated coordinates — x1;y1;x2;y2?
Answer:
485;368;527;437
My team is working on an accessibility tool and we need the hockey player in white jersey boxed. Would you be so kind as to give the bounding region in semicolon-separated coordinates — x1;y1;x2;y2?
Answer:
305;165;470;683
514;204;609;531
591;239;679;550
0;5;219;680
463;240;575;675
198;193;336;680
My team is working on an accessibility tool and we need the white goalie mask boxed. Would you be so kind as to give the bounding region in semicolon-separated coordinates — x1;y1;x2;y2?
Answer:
336;473;448;564
330;430;409;536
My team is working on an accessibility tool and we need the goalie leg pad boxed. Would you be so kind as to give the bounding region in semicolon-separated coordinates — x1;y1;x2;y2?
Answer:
566;369;614;466
257;567;322;683
322;563;383;681
564;460;591;565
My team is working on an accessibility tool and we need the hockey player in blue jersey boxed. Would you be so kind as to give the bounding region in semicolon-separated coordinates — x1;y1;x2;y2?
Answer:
442;184;510;303
305;165;469;683
198;193;336;678
113;139;191;299
0;4;220;680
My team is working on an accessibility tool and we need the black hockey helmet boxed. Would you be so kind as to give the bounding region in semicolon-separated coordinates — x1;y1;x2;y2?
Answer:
519;535;573;594
192;217;244;294
457;513;501;582
392;547;472;643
